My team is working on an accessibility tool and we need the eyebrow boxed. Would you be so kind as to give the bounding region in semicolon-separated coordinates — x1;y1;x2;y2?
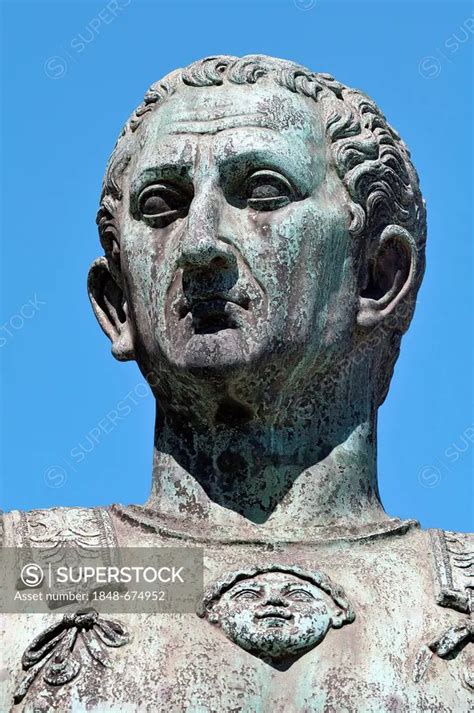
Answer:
131;130;317;198
130;163;193;191
280;583;317;594
230;582;262;593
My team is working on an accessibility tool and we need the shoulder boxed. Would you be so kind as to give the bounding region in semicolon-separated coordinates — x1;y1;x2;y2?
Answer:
1;505;118;548
403;526;473;613
409;528;473;690
427;528;473;614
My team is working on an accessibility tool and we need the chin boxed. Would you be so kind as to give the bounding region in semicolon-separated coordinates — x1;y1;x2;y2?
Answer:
167;329;267;377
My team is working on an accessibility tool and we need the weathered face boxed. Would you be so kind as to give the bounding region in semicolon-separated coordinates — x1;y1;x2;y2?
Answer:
118;82;359;384
210;571;334;661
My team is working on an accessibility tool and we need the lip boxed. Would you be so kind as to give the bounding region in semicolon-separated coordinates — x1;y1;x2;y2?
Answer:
178;293;250;335
254;609;293;621
179;293;250;319
188;298;242;335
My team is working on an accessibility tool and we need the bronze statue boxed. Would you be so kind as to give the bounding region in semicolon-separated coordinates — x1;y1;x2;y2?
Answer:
2;55;472;711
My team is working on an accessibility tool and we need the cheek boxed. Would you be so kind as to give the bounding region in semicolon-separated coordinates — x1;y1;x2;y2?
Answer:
234;204;325;316
278;203;358;345
219;606;256;636
242;202;355;331
121;221;176;328
121;224;156;297
294;607;331;636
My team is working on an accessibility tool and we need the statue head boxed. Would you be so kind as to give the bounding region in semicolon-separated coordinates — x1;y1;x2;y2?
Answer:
89;55;426;410
197;563;354;663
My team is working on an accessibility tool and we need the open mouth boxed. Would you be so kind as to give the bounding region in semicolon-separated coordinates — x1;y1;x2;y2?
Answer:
191;299;237;335
180;296;250;335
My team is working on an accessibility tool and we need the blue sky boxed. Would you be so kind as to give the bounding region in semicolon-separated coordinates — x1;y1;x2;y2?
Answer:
1;0;472;531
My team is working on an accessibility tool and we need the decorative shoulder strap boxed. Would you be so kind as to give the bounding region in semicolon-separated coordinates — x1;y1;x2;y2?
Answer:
3;509;126;705
9;506;118;551
5;507;119;610
413;529;473;688
430;529;473;613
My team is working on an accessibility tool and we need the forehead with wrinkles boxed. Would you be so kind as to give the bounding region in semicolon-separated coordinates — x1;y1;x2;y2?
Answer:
127;82;326;190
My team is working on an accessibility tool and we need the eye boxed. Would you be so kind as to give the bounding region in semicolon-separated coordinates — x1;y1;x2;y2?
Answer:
285;589;315;602
245;170;294;211
138;183;190;227
232;588;261;601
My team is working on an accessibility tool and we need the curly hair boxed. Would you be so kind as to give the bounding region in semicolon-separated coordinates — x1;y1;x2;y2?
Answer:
96;54;427;404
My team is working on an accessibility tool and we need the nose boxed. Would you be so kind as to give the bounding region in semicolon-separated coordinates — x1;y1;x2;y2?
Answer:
262;592;288;608
178;179;236;272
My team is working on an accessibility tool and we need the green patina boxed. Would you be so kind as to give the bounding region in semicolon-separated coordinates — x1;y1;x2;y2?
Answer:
3;56;472;712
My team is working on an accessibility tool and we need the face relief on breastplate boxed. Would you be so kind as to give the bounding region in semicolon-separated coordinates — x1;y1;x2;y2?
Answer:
197;564;355;664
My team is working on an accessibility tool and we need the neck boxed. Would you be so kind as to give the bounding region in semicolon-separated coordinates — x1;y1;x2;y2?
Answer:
145;376;389;540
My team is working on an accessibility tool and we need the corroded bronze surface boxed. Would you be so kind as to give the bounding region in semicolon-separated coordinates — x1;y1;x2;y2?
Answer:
1;55;472;711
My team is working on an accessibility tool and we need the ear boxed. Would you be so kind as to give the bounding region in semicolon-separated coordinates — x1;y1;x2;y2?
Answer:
357;225;418;329
330;607;348;629
88;257;135;361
